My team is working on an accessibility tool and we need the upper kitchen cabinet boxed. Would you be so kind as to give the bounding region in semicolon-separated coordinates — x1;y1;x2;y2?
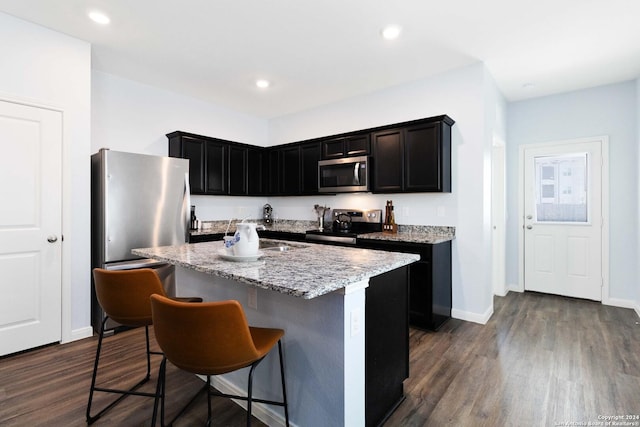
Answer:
321;133;370;159
247;147;266;196
265;142;320;196
371;115;453;193
205;139;228;195
168;133;206;193
371;128;404;193
301;142;321;194
228;145;247;195
168;131;255;196
280;145;301;195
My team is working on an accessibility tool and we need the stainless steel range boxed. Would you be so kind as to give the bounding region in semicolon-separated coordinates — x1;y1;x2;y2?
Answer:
305;208;382;245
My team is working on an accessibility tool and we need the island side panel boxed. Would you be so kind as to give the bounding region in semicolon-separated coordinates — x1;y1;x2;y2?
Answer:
175;266;366;427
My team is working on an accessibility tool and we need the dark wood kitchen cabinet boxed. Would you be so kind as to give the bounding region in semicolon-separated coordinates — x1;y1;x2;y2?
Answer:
321;133;370;159
371;128;404;192
228;145;247;195
204;139;228;194
280;145;301;195
169;131;265;196
247;147;266;196
168;132;228;195
357;238;452;331
301;142;321;194
168;134;206;193
264;142;319;196
371;116;453;193
366;266;409;426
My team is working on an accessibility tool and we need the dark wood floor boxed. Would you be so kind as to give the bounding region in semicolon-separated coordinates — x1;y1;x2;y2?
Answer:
386;291;640;426
1;292;639;426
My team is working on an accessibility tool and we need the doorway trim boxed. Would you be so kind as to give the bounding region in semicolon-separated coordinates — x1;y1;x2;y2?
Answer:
517;136;610;303
0;92;75;346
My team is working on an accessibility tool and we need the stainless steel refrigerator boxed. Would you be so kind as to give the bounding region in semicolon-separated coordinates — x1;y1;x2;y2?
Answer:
91;148;190;332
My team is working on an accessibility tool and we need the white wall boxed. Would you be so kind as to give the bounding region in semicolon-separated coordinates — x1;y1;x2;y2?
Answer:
637;78;640;314
506;81;638;303
0;12;91;338
269;63;497;323
91;71;270;220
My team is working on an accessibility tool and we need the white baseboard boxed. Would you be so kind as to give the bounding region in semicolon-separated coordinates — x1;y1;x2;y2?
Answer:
65;326;93;343
202;374;292;427
451;304;493;325
604;296;640;318
507;283;522;293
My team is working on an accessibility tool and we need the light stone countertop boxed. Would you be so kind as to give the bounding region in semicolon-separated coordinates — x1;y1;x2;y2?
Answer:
191;219;455;244
133;239;419;299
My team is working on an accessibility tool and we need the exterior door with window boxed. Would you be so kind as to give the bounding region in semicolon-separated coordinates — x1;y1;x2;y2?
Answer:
523;139;603;301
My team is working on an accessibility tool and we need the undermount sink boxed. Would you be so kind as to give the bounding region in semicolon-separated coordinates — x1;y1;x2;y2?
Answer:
259;240;308;252
261;245;291;252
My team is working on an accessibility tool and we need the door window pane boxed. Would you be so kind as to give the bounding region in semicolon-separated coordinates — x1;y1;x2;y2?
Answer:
534;154;587;222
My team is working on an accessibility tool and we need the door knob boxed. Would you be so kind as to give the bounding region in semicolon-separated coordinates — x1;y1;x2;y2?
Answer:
526;225;533;230
47;235;58;243
526;215;533;220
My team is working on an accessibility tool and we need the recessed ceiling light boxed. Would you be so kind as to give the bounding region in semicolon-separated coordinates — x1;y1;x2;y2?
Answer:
256;79;270;89
381;25;402;40
88;11;110;25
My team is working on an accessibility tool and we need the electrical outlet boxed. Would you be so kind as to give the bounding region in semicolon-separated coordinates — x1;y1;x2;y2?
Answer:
350;308;362;337
247;288;257;309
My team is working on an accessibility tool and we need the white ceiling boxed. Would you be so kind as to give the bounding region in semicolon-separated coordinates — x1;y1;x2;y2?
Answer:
1;0;639;118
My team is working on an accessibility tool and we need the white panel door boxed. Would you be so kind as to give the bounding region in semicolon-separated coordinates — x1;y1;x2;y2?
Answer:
523;139;602;301
0;100;62;356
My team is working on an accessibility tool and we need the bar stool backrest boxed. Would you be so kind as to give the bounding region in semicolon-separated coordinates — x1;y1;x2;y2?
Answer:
93;268;166;327
150;294;261;375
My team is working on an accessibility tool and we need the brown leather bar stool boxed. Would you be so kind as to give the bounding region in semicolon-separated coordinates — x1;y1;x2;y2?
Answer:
86;268;202;425
150;294;289;427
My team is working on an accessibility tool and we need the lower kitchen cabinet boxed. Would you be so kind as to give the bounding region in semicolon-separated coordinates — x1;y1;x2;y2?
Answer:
357;238;452;331
366;266;409;426
188;233;223;243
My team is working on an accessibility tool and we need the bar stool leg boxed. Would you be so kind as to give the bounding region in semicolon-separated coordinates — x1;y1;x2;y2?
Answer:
278;340;290;427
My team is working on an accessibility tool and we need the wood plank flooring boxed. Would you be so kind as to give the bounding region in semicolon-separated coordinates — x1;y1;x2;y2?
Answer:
386;291;640;426
1;291;639;426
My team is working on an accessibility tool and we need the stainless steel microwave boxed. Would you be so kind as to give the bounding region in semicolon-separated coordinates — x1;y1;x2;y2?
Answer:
318;155;370;193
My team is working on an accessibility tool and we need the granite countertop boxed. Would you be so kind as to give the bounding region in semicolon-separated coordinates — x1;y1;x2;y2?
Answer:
357;225;455;244
192;219;455;244
133;239;419;299
190;219;315;237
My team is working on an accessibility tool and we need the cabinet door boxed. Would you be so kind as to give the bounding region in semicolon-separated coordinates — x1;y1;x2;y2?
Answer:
345;133;370;157
280;145;301;195
228;145;247;195
301;142;321;194
409;260;433;328
366;266;409;426
371;129;403;192
321;138;345;159
247;148;265;195
168;135;205;194
266;148;280;195
404;122;443;192
205;140;227;194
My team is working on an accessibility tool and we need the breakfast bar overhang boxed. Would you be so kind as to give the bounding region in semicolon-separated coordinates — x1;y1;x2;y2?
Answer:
134;240;419;427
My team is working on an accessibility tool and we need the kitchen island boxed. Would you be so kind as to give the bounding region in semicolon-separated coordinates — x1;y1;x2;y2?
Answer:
134;240;419;427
